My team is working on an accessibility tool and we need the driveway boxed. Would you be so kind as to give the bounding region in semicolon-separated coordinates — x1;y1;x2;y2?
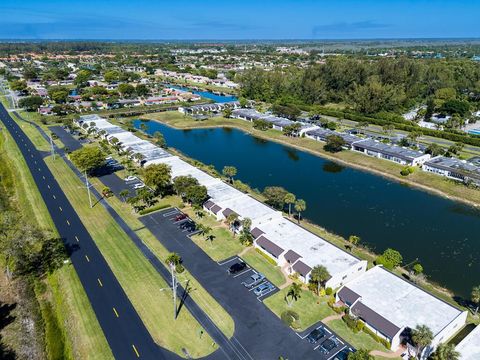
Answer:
140;208;326;360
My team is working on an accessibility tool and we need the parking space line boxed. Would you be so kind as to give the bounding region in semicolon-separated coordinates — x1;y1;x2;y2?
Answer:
85;255;90;262
75;235;79;242
132;344;140;357
52;194;56;199
113;307;119;317
217;256;240;266
233;267;252;278
97;278;103;287
58;206;62;211
66;220;70;226
47;184;50;189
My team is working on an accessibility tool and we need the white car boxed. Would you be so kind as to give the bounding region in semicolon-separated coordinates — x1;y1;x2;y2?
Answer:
133;183;145;190
124;175;137;182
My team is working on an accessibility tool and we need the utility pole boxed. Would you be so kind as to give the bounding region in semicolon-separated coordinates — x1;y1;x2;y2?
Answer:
170;262;178;320
84;171;93;208
50;136;56;159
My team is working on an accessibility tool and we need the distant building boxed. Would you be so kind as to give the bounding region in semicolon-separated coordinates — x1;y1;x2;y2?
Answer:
422;156;480;186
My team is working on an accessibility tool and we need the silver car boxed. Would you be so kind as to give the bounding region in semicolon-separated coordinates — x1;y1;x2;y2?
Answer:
242;272;265;289
253;282;275;296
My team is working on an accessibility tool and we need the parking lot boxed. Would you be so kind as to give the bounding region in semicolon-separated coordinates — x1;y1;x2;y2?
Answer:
161;208;199;235
218;256;279;301
297;322;355;360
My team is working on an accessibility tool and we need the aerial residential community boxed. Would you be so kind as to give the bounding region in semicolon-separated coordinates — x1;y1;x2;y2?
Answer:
2;2;480;360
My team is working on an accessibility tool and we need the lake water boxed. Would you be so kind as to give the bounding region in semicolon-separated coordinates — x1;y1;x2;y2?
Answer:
134;120;480;297
168;85;238;103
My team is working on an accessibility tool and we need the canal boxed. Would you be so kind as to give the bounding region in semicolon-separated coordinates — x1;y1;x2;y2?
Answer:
167;84;238;103
134;120;480;298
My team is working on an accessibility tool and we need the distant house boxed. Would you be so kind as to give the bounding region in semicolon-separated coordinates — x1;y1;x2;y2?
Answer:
431;114;451;124
37;105;53;116
336;266;467;357
422;156;480;186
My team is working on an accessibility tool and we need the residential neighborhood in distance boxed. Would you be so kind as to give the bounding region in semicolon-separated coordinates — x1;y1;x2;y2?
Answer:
1;1;480;360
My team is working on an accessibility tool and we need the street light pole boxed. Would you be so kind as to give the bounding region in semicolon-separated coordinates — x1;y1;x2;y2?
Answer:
84;171;93;208
50;136;56;159
170;262;177;320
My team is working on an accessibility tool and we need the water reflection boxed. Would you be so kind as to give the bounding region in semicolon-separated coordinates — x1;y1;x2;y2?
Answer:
322;161;345;174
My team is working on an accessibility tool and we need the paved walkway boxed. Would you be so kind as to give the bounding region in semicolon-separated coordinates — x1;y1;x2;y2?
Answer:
321;313;344;324
370;346;406;358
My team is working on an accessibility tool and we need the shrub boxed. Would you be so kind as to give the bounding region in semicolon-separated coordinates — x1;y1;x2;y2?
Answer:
400;167;410;176
342;314;358;332
281;310;299;328
254;248;278;266
138;203;171;215
356;320;365;332
325;287;333;296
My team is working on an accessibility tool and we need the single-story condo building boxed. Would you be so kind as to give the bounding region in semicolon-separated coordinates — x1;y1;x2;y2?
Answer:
251;216;367;288
305;128;363;149
336;266;467;356
179;101;239;114
456;324;480;360
352;138;431;166
422;156;480;186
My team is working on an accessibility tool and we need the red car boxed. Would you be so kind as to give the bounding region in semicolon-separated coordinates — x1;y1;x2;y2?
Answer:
174;213;187;221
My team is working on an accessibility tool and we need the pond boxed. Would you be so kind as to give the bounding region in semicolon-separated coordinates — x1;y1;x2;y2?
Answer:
134;120;480;298
167;84;238;103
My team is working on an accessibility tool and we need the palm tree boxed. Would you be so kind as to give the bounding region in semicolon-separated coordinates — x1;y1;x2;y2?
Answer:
348;235;361;250
309;265;330;295
286;283;302;306
119;189;130;202
430;343;459;360
472;285;480;314
226;213;239;235
294;199;306;224
165;253;181;268
411;324;433;359
284;193;296;218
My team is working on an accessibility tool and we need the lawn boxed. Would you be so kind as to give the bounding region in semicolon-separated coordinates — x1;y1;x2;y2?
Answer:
1;125;112;359
240;248;286;288
87;179;236;340
263;288;335;331
327;319;389;353
46;156;220;358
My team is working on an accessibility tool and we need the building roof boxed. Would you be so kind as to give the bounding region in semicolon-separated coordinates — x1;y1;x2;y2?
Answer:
337;286;361;306
292;260;312;277
306;128;362;146
210;204;222;214
222;208;237;218
353;138;427;161
250;227;264;238
284;249;302;264
424;156;480;181
342;266;465;337
256;235;285;258
456;324;480;360
255;216;361;276
351;301;401;339
203;200;214;210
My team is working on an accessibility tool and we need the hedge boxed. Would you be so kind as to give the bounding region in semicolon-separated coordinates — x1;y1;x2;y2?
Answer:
254;247;278;266
138;203;171;215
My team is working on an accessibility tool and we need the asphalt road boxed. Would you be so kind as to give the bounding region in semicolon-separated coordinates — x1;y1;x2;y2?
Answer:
141;209;322;360
0;103;174;360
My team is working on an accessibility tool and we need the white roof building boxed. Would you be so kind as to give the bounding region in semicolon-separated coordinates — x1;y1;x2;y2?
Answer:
457;324;480;360
337;266;467;355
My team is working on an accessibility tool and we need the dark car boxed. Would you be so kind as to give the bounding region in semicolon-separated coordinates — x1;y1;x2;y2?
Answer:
319;338;338;354
175;213;188;221
306;327;326;344
228;261;247;275
333;348;353;360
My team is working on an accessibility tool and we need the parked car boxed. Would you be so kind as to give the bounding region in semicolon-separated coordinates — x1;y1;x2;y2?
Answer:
124;175;137;182
253;282;274;296
333;348;353;360
306;327;326;344
175;213;188;221
133;183;145;190
319;338;338;354
242;272;265;288
227;261;247;275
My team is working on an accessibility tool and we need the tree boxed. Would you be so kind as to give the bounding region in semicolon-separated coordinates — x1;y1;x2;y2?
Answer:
324;134;346;153
282;123;302;137
286;283;302;306
222;166;237;183
284;193;296;218
118;83;135;97
143;163;171;195
411;324;433;359
173;176;199;199
347;349;374;360
430;343;459;360
425;143;445;157
309;265;330;295
223;108;232;118
10;80;27;91
348;235;361;249
104;70;120;83
165;252;182;272
412;263;424;275
253;119;273;131
154;131;167;148
137;188;156;207
69;146;105;174
135;84;149;97
18;96;43;111
119;189;130;202
294;199;306;224
382;124;395;136
376;248;403;269
48;86;69;103
441;99;470;117
472;285;480;314
263;186;288;210
226;213;239;234
239;217;253;246
184;185;208;206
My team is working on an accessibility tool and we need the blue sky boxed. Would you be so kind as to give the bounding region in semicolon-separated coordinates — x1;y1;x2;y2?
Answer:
0;0;479;40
